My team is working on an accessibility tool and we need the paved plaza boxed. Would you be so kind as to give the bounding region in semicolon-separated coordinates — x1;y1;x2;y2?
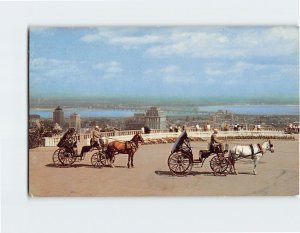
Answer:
29;139;299;196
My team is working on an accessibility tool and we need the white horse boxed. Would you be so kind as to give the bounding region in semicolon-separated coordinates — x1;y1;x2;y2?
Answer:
228;140;274;175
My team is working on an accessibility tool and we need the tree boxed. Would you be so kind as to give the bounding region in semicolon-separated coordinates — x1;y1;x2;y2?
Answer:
29;120;63;149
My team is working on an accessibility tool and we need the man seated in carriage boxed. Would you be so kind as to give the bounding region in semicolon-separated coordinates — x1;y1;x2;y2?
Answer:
210;128;224;153
90;125;104;150
78;125;105;158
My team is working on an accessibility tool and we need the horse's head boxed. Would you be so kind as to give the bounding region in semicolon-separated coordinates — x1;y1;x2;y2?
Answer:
264;140;275;153
132;133;144;145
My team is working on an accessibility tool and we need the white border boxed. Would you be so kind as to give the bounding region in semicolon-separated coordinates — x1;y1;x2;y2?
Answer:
1;1;299;232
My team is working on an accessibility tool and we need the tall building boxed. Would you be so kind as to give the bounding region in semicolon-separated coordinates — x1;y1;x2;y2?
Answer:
145;107;166;129
53;106;64;127
69;113;81;132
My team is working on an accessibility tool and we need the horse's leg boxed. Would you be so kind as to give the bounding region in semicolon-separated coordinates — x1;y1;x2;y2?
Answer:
253;155;259;175
130;153;134;168
228;155;237;174
229;156;238;175
107;150;115;168
127;153;130;168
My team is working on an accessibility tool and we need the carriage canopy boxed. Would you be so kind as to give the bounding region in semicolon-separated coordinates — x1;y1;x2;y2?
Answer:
171;130;188;153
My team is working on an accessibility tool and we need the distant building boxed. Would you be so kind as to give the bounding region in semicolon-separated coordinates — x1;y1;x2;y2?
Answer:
69;113;81;132
145;107;166;129
125;113;146;130
53;106;64;127
29;114;41;128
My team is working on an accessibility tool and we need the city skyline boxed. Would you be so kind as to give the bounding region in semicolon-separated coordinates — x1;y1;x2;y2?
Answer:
29;26;299;102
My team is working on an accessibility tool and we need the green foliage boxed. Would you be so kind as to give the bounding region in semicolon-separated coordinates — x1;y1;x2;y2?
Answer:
29;120;63;149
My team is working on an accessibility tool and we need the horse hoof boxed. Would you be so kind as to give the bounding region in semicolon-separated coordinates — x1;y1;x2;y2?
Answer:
131;165;135;168
110;164;115;168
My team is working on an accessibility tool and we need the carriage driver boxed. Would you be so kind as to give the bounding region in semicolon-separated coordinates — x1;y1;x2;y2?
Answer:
91;125;104;149
210;128;224;152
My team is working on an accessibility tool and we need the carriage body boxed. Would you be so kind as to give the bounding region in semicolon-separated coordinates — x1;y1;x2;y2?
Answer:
168;130;230;176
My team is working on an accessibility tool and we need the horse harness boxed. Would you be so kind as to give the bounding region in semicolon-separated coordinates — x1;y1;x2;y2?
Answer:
233;143;264;160
249;143;264;157
125;140;138;153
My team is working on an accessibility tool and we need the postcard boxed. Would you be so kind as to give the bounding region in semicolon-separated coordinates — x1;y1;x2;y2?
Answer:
28;26;299;196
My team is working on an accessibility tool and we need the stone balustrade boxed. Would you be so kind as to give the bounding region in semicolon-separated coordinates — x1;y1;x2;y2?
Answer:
42;129;286;147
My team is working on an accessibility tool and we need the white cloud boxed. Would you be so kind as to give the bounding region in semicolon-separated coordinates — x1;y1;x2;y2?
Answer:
30;57;84;78
204;62;299;77
81;29;163;48
30;27;55;37
93;61;123;74
144;65;198;84
81;27;298;59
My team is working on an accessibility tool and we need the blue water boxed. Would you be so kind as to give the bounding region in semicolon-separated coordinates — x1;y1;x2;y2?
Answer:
30;108;136;118
197;105;299;115
30;105;299;118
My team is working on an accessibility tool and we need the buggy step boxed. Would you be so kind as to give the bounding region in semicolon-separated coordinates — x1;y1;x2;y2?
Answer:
193;159;202;163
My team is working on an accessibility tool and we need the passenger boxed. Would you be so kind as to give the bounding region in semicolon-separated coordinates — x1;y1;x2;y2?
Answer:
57;128;78;155
210;128;224;153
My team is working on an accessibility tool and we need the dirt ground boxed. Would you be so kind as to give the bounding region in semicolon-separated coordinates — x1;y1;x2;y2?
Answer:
29;138;299;196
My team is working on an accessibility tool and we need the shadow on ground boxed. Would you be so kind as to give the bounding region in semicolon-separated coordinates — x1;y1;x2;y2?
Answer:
154;170;228;177
45;163;127;169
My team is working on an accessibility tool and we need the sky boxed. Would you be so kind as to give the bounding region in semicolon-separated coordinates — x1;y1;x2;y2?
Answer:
29;26;299;103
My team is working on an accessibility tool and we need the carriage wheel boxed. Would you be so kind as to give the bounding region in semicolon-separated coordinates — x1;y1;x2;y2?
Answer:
210;155;229;174
100;153;115;166
52;149;63;167
91;152;103;168
57;148;77;167
168;151;192;176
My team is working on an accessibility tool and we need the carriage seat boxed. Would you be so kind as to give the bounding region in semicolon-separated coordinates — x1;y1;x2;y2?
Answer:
209;144;222;153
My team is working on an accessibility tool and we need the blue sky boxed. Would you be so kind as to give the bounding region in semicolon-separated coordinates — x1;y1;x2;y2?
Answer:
29;26;299;102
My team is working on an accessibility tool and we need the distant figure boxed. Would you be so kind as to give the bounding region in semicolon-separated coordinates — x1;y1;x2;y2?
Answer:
206;124;211;131
240;124;244;131
141;127;145;134
169;126;173;132
234;124;238;131
224;124;229;131
178;126;182;133
144;126;150;134
210;128;224;152
174;126;178;132
196;124;200;131
257;124;261;131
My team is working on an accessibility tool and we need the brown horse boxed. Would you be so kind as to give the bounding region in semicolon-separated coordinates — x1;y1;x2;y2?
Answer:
106;133;144;168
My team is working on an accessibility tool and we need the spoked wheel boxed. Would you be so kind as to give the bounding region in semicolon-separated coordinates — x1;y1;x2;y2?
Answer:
168;151;192;176
100;152;116;166
91;152;103;168
210;155;229;175
56;148;77;167
53;149;63;167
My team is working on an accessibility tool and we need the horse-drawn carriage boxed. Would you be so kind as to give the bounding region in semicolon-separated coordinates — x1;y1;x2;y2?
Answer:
168;130;230;176
52;141;110;168
52;132;144;168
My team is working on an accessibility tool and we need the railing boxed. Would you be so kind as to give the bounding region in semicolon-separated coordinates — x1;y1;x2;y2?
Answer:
42;129;286;147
